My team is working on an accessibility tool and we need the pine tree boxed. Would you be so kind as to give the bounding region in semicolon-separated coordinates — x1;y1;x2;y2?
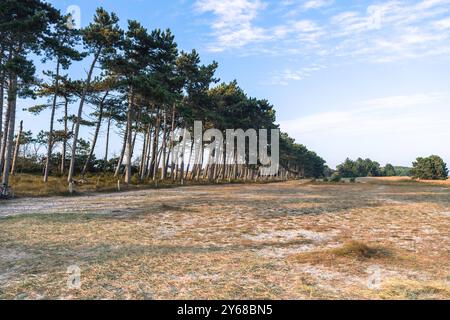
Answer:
67;8;122;184
0;0;60;195
40;17;84;182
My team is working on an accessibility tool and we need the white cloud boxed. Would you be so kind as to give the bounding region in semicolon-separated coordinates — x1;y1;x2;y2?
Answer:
195;0;450;85
303;0;334;10
195;0;450;63
434;17;450;29
268;64;326;85
359;93;446;111
194;0;268;52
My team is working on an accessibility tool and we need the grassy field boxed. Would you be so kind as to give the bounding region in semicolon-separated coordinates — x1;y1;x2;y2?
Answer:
0;177;449;299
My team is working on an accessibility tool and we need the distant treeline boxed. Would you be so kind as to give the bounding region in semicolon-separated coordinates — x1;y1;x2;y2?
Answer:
332;155;448;180
335;158;394;178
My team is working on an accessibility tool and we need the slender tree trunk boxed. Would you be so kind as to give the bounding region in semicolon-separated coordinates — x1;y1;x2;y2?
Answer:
81;91;108;176
1;73;17;191
11;120;22;175
151;120;161;180
103;110;111;173
124;87;134;184
68;49;100;183
60;97;69;175
179;128;187;183
168;104;177;179
0;97;10;175
138;130;147;179
139;123;150;180
0;63;4;158
161;109;168;180
149;108;160;179
114;125;128;177
185;141;194;180
44;61;60;182
155;143;164;180
145;127;152;176
0;48;11;177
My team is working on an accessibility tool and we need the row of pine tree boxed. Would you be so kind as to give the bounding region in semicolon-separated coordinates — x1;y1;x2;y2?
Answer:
0;1;326;195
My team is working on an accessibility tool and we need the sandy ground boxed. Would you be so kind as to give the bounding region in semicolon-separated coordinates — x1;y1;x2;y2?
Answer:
0;179;449;299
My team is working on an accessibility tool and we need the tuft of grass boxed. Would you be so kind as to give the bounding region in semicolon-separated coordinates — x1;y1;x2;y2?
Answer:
159;204;184;212
331;241;392;259
289;241;393;265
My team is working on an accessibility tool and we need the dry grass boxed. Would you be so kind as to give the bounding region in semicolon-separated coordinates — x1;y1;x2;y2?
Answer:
9;174;148;197
331;241;392;259
8;173;280;198
0;177;449;299
358;176;450;186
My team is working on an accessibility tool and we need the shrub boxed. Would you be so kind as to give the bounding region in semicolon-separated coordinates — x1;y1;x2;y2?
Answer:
330;172;341;182
349;177;356;183
411;155;448;180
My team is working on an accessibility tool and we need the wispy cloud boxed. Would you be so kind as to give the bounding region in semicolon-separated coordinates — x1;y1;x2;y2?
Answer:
303;0;334;10
195;0;450;66
328;0;450;62
359;93;446;111
268;64;326;85
194;0;268;52
434;17;450;29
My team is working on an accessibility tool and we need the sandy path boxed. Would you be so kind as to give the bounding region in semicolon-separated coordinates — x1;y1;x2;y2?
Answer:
0;181;307;217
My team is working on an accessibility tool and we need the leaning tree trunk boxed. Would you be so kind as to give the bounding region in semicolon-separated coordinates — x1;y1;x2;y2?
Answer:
103;109;112;173
44;61;60;182
60;97;69;175
114;125;128;177
81;91;107;177
67;49;100;184
11;120;22;175
1;73;17;191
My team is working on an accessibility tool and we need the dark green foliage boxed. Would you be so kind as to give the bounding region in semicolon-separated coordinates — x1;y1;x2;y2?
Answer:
337;158;382;178
383;163;396;176
279;132;326;178
330;172;341;182
411;155;448;180
394;166;412;177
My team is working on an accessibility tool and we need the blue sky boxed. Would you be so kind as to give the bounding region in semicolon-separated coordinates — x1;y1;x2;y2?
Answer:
18;0;450;168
